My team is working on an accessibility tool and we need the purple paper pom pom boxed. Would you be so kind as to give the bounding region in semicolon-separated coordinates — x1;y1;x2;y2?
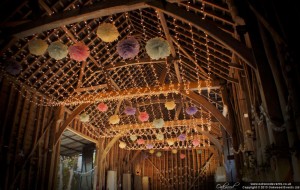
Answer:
117;37;140;59
5;60;22;76
124;107;136;115
186;106;198;115
178;134;186;141
146;144;154;149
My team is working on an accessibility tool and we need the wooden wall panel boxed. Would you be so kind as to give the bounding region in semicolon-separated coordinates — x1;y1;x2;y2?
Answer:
0;79;59;190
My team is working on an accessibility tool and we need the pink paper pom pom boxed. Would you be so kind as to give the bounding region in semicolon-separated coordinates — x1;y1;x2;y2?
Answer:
186;106;198;115
138;112;149;122
180;153;186;159
97;102;108;112
192;139;200;146
68;42;89;61
137;138;145;145
146;144;154;149
124;107;136;115
117;37;140;59
178;134;186;141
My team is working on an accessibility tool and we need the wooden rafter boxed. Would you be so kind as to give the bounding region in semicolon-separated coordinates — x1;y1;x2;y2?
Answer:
62;81;221;104
147;1;256;69
11;0;150;38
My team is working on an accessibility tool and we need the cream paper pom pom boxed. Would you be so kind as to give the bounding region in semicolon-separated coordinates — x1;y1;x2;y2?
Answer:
145;37;170;60
48;41;68;60
119;141;126;149
97;23;119;42
80;113;90;123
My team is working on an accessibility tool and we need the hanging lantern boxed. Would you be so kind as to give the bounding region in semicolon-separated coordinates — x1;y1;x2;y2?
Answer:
97;23;119;42
156;151;162;157
192;139;200;146
119;141;127;149
153;118;164;128
130;135;137;142
97;102;108;112
149;149;155;154
68;42;90;61
146;144;154;149
145;37;170;60
80;113;89;123
124;107;136;115
28;39;48;56
156;133;164;140
137;138;145;145
180;153;186;159
178;134;186;141
172;149;178;154
117;37;140;59
48;41;68;60
186;106;198;115
138;112;149;122
109;115;120;124
164;101;176;110
166;139;175;146
5;60;22;76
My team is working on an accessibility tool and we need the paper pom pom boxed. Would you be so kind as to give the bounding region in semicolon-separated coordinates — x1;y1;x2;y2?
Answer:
166;139;175;146
156;151;162;157
156;133;164;140
165;101;176;110
138;112;149;122
149;149;155;154
124;107;136;115
197;150;202;154
145;37;170;60
117;37;140;59
153;118;164;128
192;139;200;146
137;138;145;145
178;134;186;141
109;115;120;124
97;23;119;42
5;60;22;76
48;41;68;60
186;106;198;115
164;146;170;150
119;141;126;149
28;39;48;56
180;153;186;159
80;113;89;123
97;102;108;112
146;144;154;149
130;135;137;141
68;42;89;61
172;149;178;154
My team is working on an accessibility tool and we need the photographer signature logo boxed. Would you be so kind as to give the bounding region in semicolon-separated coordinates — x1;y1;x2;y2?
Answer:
216;182;240;189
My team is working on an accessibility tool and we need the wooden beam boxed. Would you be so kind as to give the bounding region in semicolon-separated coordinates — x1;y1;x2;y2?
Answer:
105;57;176;70
173;60;182;82
158;67;168;84
157;10;176;57
182;91;232;136
109;118;214;131
75;84;108;92
229;63;244;70
62;81;220;105
148;1;256;69
66;126;98;144
76;61;87;89
54;103;91;145
12;0;150;38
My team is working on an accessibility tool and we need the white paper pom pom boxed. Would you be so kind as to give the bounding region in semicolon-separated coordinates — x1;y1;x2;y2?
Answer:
145;37;170;60
130;135;137;141
28;39;48;56
48;41;68;60
97;23;119;42
80;113;90;123
156;133;164;140
153;118;164;128
119;141;126;149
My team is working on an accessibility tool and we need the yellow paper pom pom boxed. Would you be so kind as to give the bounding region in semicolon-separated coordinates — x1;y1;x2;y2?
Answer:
97;23;119;42
165;101;176;110
109;115;120;124
28;39;48;56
